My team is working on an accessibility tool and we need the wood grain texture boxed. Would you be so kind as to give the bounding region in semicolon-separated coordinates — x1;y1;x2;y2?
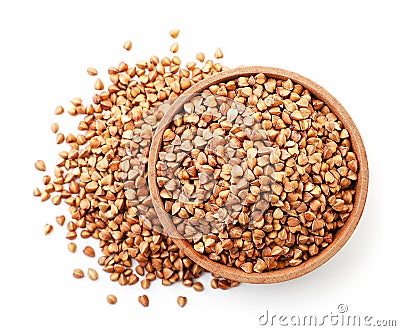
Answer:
148;66;369;284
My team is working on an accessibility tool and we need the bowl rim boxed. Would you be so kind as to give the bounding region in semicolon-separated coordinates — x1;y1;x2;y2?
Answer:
148;66;369;284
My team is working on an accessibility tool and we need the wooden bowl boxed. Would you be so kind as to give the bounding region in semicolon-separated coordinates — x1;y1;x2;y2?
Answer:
148;66;368;284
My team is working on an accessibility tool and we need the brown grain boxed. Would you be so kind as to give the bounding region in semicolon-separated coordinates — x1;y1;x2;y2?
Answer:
123;40;132;51
55;105;64;115
141;279;150;289
56;215;65;226
169;29;180;38
94;79;104;90
51;123;59;133
214;47;223;59
87;268;98;280
107;294;117;304
35;160;46;171
196;52;205;62
83;246;95;257
73;269;84;279
44;224;53;235
56;133;64;144
170;42;179;53
193;282;204;292
68;242;77;253
177;296;187;307
138;295;149;307
87;67;98;76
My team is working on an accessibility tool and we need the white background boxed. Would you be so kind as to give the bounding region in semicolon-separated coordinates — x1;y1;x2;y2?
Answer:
1;0;399;330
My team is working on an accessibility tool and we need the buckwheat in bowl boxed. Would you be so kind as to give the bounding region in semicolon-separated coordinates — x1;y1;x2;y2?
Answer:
148;66;368;284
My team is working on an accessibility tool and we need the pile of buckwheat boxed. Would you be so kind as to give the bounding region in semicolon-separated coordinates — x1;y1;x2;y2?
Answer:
34;30;237;307
34;29;359;306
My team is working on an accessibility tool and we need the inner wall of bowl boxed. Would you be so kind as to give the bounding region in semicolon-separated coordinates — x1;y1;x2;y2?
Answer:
149;67;368;283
